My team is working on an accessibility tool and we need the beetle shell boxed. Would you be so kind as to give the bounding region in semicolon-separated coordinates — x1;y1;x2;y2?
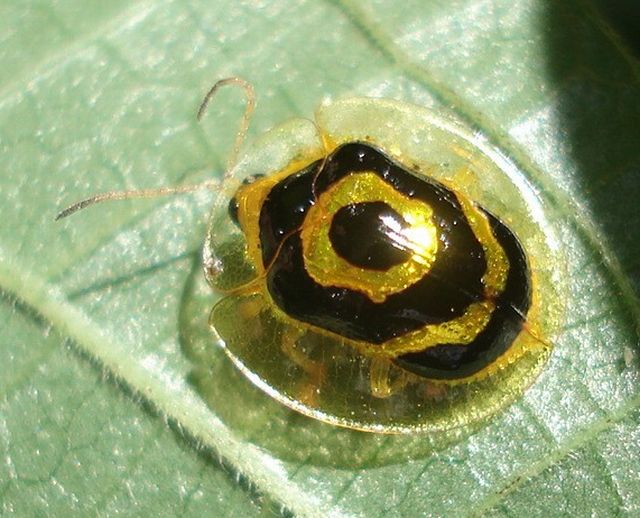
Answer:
204;97;563;433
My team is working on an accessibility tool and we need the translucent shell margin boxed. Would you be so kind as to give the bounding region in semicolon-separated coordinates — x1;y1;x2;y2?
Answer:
202;97;564;434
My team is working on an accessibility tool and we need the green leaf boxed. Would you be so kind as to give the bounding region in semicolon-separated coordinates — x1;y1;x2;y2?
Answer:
1;0;639;516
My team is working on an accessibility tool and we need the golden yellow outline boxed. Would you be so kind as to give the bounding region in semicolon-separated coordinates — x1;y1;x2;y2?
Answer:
232;144;521;382
300;172;438;303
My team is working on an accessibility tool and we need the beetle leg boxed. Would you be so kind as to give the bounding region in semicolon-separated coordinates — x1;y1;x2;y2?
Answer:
281;327;326;407
420;381;448;401
234;294;264;341
369;357;409;398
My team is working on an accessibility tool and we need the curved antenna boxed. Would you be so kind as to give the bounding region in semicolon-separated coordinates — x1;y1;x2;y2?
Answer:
56;76;256;220
197;76;255;174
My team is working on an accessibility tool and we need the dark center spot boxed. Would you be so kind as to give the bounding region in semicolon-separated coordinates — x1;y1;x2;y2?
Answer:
328;201;411;270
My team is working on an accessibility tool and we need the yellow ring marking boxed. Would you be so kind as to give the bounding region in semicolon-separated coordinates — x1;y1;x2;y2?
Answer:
301;172;438;303
236;158;514;377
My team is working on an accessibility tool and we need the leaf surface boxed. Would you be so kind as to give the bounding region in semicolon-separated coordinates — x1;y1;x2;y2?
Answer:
1;0;639;516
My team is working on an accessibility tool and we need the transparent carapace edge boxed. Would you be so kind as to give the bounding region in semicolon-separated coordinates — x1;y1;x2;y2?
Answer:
204;98;565;434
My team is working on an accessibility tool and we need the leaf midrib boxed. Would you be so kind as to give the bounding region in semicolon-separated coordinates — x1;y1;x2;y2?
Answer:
0;249;337;517
1;242;639;515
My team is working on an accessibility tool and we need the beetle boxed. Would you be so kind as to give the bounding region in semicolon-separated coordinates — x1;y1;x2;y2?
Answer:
58;78;562;433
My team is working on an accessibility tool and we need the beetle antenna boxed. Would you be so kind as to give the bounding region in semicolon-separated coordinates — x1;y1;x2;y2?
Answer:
54;181;216;220
197;76;255;174
56;76;256;221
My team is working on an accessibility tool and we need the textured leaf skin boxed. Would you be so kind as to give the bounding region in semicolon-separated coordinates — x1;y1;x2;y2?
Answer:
1;1;639;516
